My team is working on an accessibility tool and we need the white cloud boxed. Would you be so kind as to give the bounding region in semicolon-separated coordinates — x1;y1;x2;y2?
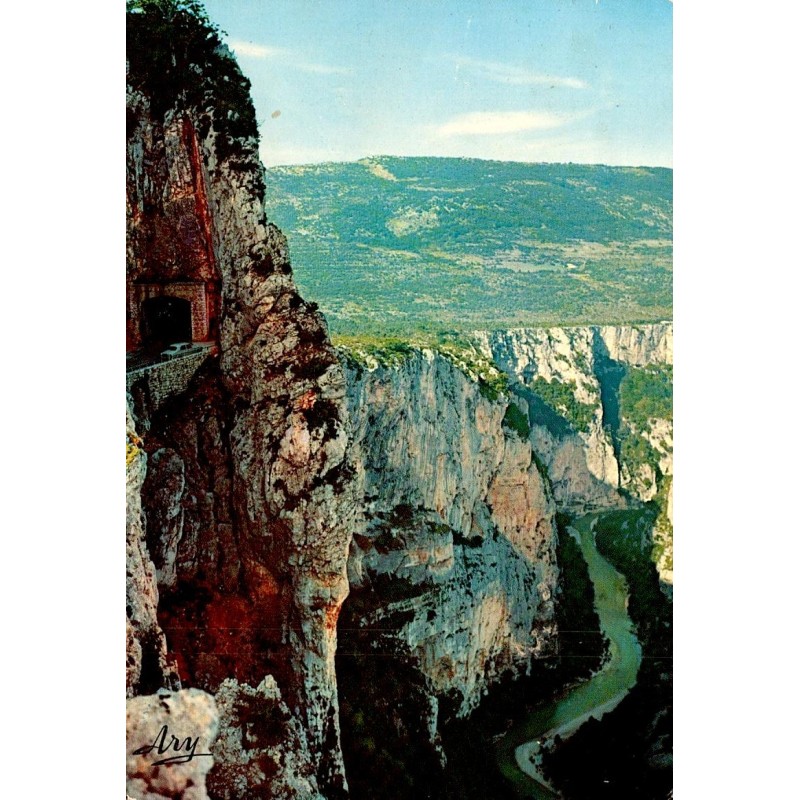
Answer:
228;40;286;59
452;56;587;90
434;111;570;138
228;39;351;75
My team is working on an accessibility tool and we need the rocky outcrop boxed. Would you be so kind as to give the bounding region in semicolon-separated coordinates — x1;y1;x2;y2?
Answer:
126;688;219;800
474;324;672;504
598;323;673;367
600;324;673;585
328;325;672;796
337;350;558;778
209;677;325;800
127;405;177;697
126;8;357;797
345;351;556;566
474;327;621;511
474;323;673;583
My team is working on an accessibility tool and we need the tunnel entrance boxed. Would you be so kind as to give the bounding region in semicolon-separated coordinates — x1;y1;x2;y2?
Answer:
142;296;192;349
128;281;214;352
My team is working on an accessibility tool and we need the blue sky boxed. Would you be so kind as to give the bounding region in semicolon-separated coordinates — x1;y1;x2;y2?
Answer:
201;0;672;168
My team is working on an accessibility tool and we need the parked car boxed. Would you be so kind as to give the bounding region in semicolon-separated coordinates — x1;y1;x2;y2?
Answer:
160;342;193;360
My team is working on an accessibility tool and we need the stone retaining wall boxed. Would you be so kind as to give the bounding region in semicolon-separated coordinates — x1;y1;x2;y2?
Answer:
126;350;210;414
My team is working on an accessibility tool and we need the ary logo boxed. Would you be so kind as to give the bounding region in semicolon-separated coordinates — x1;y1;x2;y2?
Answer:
132;725;213;766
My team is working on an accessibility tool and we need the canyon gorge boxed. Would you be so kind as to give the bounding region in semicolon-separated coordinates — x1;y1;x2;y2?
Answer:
126;5;672;798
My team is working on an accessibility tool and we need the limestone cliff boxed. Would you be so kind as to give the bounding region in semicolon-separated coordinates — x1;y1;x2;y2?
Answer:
474;326;672;490
344;350;558;706
333;324;672;794
599;324;673;583
334;348;558;793
474;327;620;511
126;6;357;797
598;323;674;366
475;323;673;580
126;406;176;697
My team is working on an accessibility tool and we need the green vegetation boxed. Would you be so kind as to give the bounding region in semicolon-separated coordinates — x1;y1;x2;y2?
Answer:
619;423;659;475
335;331;510;400
572;347;591;375
336;335;416;368
614;362;672;568
263;157;672;336
651;476;673;572
502;402;530;439
543;507;672;799
618;364;672;530
126;0;214;27
531;376;596;433
616;423;673;570
593;508;665;639
429;513;608;800
553;513;608;678
127;0;262;177
619;363;673;429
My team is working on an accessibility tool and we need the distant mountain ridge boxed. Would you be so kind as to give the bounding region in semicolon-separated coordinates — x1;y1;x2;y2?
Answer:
262;156;672;336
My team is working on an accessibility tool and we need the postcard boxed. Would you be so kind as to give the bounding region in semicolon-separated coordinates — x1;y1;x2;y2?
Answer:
126;2;672;798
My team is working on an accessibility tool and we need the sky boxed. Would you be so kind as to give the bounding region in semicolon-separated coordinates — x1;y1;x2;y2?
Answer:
201;0;672;168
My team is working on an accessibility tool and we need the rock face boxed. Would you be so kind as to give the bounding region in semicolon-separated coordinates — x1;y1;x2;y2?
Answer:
474;324;672;505
337;350;558;783
126;406;177;697
346;351;556;572
598;323;673;366
474;327;620;511
126;9;357;798
209;677;325;800
474;323;673;582
334;325;672;792
126;688;219;800
600;324;673;584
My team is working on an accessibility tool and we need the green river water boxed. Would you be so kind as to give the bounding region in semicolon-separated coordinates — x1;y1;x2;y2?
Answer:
495;513;643;798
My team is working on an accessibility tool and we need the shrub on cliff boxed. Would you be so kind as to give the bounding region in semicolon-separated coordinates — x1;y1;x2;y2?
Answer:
127;0;220;115
127;0;259;164
531;376;595;433
502;401;530;438
619;363;673;427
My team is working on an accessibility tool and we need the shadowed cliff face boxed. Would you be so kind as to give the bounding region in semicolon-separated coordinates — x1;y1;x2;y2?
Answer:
474;324;673;587
125;7;358;797
332;327;671;797
336;351;560;797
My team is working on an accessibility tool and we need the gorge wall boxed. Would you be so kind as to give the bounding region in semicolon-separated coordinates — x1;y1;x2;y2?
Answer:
332;349;560;796
344;351;559;674
474;324;673;582
126;8;357;797
333;323;672;797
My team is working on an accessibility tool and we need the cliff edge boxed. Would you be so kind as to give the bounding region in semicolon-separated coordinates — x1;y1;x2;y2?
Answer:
126;4;357;796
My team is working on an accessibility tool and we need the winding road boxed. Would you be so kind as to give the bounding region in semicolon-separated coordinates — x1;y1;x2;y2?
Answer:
495;513;642;798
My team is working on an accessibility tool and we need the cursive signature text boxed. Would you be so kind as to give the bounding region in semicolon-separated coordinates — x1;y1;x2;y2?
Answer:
132;725;213;766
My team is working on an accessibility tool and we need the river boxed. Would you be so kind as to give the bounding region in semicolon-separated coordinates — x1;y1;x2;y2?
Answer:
495;512;643;798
